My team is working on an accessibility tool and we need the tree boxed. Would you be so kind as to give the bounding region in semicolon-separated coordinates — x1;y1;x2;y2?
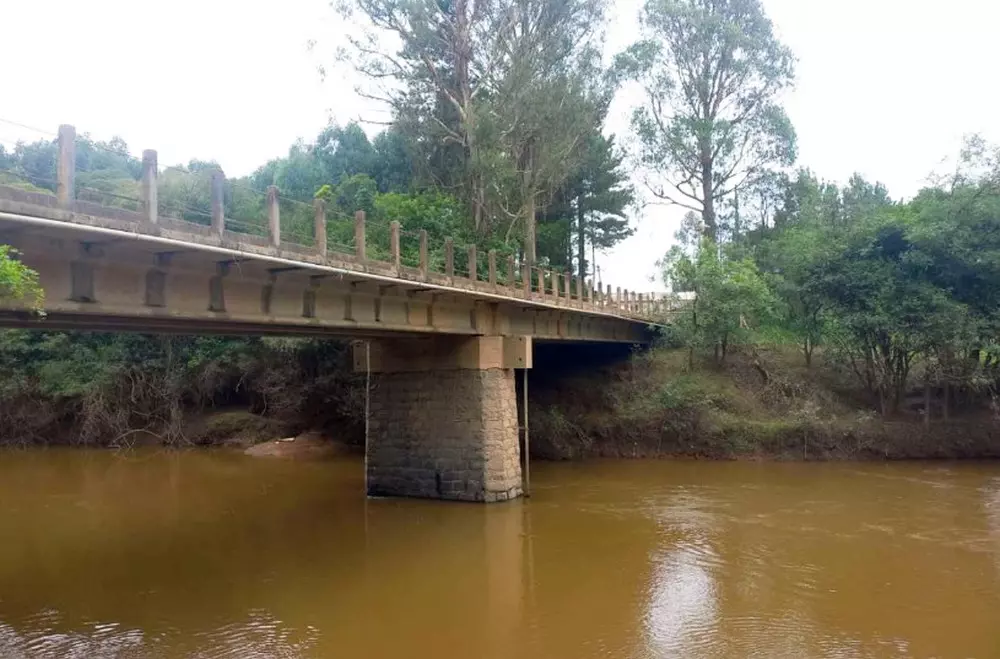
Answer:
663;239;777;366
618;0;797;241
338;0;611;263
569;132;635;281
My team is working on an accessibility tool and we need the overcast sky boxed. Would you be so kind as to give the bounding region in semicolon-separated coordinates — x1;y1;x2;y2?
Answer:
4;0;999;291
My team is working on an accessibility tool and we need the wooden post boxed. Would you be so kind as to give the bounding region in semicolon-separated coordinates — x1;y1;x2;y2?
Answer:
506;255;515;288
354;210;366;260
488;250;497;286
141;149;157;225
57;124;76;207
467;245;477;281
418;230;429;279
390;221;401;271
211;170;225;238
445;238;454;278
314;199;327;257
266;185;280;248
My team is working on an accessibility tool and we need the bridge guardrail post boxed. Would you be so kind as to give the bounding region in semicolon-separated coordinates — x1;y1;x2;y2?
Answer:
390;221;401;272
57;124;76;208
488;250;497;287
141;149;158;225
522;264;531;298
418;230;428;279
211;170;226;238
574;276;582;307
506;255;515;289
444;238;454;279
355;211;366;260
314;199;327;257
267;185;280;248
467;245;477;281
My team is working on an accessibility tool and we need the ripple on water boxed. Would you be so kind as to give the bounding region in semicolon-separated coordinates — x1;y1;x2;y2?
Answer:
0;609;318;659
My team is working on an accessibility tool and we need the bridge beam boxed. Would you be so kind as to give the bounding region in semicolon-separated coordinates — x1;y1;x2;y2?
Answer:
354;336;530;502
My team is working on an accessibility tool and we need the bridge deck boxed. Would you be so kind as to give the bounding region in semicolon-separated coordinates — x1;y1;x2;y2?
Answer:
0;186;673;342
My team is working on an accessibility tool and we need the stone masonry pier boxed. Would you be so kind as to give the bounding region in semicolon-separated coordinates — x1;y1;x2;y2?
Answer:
356;336;527;502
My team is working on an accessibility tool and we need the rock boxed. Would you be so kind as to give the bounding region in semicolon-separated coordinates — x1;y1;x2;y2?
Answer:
243;431;345;459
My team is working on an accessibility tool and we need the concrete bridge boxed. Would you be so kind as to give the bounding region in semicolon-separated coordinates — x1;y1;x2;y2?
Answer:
0;124;675;503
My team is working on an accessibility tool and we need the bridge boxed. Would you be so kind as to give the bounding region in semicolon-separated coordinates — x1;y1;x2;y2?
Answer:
0;124;675;503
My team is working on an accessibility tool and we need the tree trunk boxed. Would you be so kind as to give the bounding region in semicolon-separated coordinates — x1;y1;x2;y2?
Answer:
701;158;716;241
576;195;587;282
522;141;537;266
924;372;931;428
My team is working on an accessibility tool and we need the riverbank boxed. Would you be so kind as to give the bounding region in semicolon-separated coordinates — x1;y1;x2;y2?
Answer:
529;345;1000;461
3;330;999;460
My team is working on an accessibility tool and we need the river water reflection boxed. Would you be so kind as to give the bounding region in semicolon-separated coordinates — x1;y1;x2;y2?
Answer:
0;450;998;658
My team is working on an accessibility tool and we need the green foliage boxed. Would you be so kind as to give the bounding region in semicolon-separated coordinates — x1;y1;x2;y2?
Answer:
0;246;43;309
0;332;363;446
663;240;777;362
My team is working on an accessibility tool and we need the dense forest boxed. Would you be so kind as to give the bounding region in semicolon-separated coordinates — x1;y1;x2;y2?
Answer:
2;0;1000;451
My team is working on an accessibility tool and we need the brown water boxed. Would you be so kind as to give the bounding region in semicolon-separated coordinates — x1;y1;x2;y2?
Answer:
0;451;999;658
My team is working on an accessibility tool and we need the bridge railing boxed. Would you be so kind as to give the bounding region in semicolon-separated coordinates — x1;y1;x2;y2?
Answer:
0;122;690;322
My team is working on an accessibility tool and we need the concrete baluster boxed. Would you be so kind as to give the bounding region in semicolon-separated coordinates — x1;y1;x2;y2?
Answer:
445;238;454;278
606;284;613;309
522;264;531;297
506;255;515;289
355;210;367;260
211;170;225;238
390;221;401;271
57;124;76;208
314;199;327;257
418;230;429;279
467;245;477;281
488;250;497;286
267;185;280;248
141;149;157;225
574;276;582;305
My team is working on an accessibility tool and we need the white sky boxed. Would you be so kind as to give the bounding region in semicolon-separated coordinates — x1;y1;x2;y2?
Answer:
4;0;999;292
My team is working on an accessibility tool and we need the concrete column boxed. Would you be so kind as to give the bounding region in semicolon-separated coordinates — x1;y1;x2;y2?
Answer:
267;185;280;248
488;250;497;286
141;149;158;225
57;124;76;207
390;221;401;271
355;211;366;260
418;230;428;279
314;199;327;257
356;336;529;503
467;245;477;281
211;170;225;238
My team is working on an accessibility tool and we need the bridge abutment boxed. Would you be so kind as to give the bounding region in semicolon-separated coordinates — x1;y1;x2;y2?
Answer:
355;336;529;502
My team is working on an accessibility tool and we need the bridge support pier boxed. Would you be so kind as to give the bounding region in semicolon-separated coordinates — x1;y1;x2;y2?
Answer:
354;336;530;503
